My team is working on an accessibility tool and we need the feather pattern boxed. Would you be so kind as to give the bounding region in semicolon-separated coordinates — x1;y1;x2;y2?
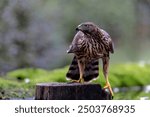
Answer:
66;22;114;96
66;56;99;82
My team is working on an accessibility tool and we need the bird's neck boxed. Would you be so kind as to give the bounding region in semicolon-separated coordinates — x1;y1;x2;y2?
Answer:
90;27;103;40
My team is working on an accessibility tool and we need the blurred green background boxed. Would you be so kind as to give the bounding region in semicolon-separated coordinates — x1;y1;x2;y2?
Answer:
0;0;150;100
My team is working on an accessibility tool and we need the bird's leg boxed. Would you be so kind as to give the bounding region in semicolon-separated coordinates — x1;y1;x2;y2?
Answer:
78;60;85;83
71;60;85;83
102;57;114;97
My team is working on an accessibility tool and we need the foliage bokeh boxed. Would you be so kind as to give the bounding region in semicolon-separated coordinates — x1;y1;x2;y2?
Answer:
0;0;150;72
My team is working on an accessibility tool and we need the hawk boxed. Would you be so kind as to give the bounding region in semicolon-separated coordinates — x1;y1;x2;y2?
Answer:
66;22;114;97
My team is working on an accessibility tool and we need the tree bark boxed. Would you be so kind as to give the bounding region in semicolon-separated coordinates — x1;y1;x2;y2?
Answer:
35;82;112;100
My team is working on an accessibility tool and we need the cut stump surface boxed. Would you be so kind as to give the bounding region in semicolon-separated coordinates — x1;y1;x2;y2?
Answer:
35;82;112;100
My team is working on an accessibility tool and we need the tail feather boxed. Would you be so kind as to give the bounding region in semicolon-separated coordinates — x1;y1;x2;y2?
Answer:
66;56;79;81
66;56;99;82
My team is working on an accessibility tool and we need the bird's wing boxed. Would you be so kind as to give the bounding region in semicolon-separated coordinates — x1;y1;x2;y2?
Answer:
100;29;114;54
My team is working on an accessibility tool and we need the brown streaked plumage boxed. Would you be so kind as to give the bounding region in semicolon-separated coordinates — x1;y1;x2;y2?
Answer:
66;22;114;97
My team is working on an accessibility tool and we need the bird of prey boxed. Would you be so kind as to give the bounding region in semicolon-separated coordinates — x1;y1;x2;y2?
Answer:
66;22;114;97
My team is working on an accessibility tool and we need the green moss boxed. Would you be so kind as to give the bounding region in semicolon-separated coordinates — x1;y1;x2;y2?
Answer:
0;63;150;99
6;67;68;83
114;91;150;100
109;63;150;87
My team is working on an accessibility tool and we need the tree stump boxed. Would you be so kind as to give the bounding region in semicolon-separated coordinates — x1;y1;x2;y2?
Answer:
35;82;112;100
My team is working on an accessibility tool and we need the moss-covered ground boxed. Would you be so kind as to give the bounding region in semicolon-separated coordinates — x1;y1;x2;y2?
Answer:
0;63;150;99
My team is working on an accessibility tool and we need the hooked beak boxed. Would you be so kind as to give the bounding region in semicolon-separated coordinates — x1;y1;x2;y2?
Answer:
76;24;82;31
76;27;79;31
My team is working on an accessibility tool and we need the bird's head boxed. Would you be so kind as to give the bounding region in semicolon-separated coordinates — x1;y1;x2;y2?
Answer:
76;22;98;34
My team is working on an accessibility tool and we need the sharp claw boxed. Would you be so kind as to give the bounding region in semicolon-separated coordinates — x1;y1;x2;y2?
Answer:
103;82;114;97
103;82;110;89
71;78;84;83
71;80;80;83
103;85;109;89
80;78;84;83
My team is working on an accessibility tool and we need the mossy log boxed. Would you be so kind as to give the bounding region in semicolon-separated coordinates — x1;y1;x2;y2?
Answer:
35;82;112;100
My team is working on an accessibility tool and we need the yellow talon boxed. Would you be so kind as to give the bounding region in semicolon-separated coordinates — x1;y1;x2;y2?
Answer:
71;78;84;83
103;81;114;97
79;78;84;83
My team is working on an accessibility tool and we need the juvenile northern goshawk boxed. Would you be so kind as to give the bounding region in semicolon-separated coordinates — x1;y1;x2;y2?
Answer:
66;22;114;97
